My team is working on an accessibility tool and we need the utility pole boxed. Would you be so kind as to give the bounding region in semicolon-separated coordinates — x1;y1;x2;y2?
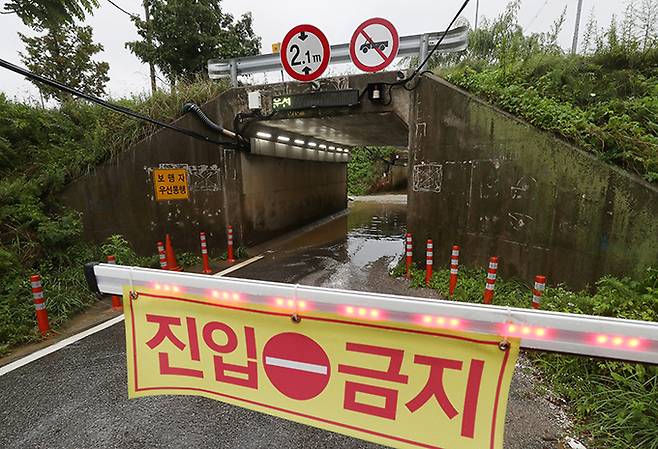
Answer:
571;0;584;54
143;0;157;94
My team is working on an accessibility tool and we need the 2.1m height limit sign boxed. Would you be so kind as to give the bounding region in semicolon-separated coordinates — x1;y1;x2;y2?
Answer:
281;24;331;82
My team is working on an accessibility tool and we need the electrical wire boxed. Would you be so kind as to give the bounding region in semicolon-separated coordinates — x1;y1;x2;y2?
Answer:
0;58;240;149
105;0;139;19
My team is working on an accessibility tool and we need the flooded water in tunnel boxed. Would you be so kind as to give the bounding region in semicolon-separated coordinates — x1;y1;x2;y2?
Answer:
231;195;410;293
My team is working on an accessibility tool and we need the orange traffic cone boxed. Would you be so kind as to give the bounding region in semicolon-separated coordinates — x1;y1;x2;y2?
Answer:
165;234;182;271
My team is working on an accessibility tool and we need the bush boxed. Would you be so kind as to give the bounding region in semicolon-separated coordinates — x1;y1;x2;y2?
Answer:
0;78;228;352
392;261;658;449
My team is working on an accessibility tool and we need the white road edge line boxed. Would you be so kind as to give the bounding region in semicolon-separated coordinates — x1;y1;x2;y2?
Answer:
214;255;265;277
0;314;125;377
265;356;328;375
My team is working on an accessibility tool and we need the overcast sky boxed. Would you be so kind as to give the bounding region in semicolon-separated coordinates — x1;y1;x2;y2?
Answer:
0;0;624;102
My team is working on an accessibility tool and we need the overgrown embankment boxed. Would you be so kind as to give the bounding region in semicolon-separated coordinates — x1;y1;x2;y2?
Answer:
347;147;399;195
393;263;658;449
0;80;227;353
435;1;658;183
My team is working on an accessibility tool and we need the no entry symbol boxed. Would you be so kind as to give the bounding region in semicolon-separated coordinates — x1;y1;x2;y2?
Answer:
349;17;400;73
263;332;331;400
281;24;331;82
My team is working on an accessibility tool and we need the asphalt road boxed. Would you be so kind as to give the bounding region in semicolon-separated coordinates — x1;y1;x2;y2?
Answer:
0;198;568;449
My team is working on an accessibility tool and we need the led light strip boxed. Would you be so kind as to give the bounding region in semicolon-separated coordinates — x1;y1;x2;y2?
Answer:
91;264;658;365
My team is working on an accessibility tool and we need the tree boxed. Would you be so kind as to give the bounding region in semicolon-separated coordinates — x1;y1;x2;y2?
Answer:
19;22;110;102
1;0;98;28
126;0;261;86
637;0;658;49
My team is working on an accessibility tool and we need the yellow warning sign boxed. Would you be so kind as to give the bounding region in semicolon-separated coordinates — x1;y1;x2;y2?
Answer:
124;287;520;449
153;169;189;201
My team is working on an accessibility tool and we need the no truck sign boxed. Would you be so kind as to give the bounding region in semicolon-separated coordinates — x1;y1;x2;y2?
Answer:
280;24;331;82
350;17;400;73
124;287;519;449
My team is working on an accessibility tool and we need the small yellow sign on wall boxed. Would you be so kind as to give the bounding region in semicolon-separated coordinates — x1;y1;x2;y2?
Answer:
153;169;189;201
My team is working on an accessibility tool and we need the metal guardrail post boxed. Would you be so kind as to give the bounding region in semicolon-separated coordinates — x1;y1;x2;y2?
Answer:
418;33;429;65
230;59;238;87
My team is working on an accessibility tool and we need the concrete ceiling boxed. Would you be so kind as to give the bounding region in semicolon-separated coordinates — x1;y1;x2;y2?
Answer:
262;112;408;148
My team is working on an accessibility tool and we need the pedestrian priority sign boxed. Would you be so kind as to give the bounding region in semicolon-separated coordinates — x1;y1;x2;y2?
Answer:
153;168;189;201
124;287;519;449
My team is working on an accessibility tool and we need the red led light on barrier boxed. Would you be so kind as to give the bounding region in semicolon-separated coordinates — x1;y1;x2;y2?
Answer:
504;324;549;339
343;306;382;320
273;298;310;311
419;315;462;329
210;290;240;302
593;334;643;350
153;283;183;294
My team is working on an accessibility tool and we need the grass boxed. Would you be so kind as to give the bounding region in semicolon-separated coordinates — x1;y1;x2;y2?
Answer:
391;262;658;449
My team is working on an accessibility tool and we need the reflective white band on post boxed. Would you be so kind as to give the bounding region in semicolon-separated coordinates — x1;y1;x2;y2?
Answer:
487;273;497;280
450;269;459;274
489;263;498;269
34;303;46;311
32;291;44;299
452;250;459;256
30;281;41;288
426;260;433;265
485;283;495;291
91;264;658;364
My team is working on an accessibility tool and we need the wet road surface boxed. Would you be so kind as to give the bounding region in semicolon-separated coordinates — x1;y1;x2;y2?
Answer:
0;196;566;449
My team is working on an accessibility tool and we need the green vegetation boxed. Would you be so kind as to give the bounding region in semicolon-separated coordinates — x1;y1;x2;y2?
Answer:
347;147;397;195
0;79;228;354
127;0;261;86
392;262;658;449
435;0;658;183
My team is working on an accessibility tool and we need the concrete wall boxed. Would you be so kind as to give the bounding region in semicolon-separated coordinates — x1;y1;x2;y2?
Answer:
239;154;346;245
408;74;658;289
60;88;347;256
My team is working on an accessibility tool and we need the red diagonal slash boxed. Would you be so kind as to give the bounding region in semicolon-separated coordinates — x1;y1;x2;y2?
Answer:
360;28;388;61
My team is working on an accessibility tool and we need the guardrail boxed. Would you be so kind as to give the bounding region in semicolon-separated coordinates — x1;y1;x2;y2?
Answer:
88;263;658;365
207;26;469;86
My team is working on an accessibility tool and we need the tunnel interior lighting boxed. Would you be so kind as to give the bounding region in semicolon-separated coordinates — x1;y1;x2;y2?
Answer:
294;139;305;145
328;146;335;150
257;131;272;139
308;142;317;147
277;135;290;142
319;144;327;149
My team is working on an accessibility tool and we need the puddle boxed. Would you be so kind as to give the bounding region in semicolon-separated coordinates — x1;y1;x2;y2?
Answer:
233;198;408;288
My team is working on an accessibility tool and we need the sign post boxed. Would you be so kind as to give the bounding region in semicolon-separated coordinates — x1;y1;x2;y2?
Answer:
349;17;400;73
280;24;331;82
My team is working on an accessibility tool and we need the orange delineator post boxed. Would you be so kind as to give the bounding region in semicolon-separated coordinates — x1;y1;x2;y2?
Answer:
449;245;460;297
483;256;498;304
106;255;122;309
425;239;433;286
405;233;413;279
30;274;50;336
227;226;235;263
165;233;182;271
157;241;168;270
200;232;212;274
532;275;546;309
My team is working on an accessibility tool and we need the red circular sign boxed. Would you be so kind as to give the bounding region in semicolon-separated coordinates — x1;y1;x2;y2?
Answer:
349;18;400;73
263;332;331;400
280;24;331;82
